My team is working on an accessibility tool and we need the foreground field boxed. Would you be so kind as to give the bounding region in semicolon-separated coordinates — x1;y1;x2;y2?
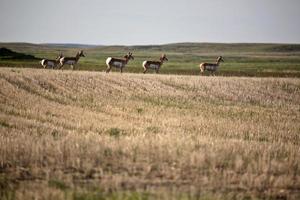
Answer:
0;68;300;199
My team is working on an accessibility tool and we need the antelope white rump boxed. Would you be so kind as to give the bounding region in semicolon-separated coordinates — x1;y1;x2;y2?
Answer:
106;57;112;66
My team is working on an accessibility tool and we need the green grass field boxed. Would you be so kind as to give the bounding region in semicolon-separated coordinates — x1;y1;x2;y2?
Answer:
1;42;300;77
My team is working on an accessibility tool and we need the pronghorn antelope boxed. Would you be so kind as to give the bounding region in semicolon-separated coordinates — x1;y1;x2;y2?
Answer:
59;50;85;70
40;54;63;69
199;56;224;75
142;54;168;74
106;52;134;73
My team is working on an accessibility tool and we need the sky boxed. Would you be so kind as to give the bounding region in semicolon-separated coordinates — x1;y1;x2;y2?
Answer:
0;0;300;45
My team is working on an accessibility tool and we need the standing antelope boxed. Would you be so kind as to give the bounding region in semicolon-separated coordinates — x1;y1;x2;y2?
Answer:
40;53;63;69
142;54;168;74
106;52;134;73
59;50;85;70
199;56;224;75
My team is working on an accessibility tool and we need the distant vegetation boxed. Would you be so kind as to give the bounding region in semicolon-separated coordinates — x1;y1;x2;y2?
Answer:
267;44;300;52
0;47;40;60
0;42;300;77
42;43;99;48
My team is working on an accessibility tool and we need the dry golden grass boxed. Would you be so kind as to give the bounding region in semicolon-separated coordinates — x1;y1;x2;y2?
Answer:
0;68;300;199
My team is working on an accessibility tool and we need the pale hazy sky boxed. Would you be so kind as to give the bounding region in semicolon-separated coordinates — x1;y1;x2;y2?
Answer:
0;0;299;45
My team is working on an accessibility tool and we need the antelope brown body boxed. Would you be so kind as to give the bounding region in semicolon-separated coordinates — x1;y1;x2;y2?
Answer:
106;52;134;73
59;50;85;70
40;54;63;69
199;56;224;75
142;54;168;74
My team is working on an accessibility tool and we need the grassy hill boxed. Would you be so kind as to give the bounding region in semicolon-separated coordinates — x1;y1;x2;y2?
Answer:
0;68;299;199
0;42;300;77
0;47;40;60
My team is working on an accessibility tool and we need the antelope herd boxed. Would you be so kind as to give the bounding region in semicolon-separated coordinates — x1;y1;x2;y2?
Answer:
41;50;224;75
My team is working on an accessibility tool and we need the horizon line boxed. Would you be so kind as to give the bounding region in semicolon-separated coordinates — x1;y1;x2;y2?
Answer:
1;41;300;46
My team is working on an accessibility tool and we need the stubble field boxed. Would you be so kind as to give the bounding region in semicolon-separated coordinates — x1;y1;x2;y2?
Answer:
0;67;299;199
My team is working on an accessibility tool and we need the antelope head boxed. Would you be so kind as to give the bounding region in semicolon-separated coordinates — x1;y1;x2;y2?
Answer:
56;53;63;61
160;54;168;62
78;50;85;57
124;52;134;60
217;56;224;62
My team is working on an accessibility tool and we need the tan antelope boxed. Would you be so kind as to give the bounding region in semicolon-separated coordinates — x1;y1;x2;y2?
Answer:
40;53;63;69
59;50;85;70
199;56;224;75
106;52;134;73
142;54;168;74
